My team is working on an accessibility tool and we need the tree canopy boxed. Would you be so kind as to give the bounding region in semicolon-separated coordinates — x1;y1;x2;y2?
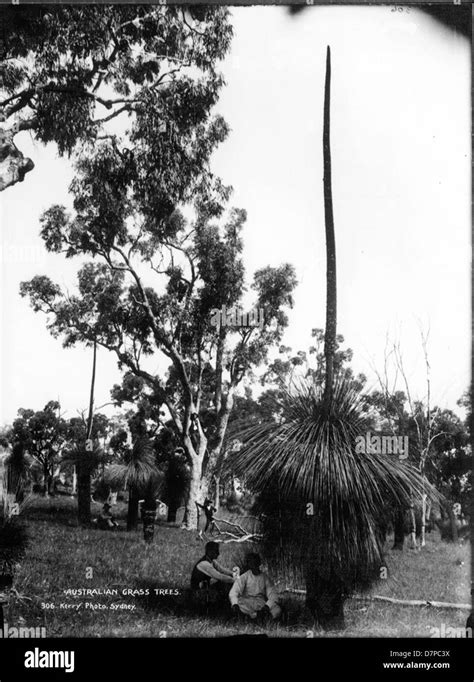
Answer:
0;5;232;191
18;5;298;526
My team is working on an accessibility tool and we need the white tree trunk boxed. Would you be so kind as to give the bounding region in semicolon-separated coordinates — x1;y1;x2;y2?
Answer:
408;505;418;550
449;505;459;543
214;476;220;512
0;124;34;191
420;493;427;547
184;460;203;530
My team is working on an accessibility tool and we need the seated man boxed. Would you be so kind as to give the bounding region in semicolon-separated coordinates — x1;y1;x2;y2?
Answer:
190;541;234;611
97;503;118;530
229;552;281;621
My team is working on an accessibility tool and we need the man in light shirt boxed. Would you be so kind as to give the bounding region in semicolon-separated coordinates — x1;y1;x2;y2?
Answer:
229;552;281;621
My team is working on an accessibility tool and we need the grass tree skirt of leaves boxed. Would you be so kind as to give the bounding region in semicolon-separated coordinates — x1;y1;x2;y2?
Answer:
0;520;28;584
228;378;441;629
106;438;161;536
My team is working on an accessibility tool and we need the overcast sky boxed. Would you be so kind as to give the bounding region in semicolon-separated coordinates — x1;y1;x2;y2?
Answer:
0;6;470;426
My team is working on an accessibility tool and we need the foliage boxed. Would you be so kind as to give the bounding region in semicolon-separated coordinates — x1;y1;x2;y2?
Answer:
365;388;470;513
7;402;67;493
0;519;28;575
0;5;233;189
106;437;159;497
21;139;297;525
229;378;440;591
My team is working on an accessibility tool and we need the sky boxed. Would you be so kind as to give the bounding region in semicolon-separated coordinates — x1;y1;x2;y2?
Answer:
0;6;470;426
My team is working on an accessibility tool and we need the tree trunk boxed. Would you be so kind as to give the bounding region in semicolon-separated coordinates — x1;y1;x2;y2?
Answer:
449;506;459;543
305;564;345;630
393;508;405;550
167;505;177;523
214;476;220;512
71;466;77;496
425;498;432;533
322;45;337;407
127;489;140;531
141;491;157;544
408;504;418;550
42;465;50;497
0;123;35;192
184;460;205;530
77;339;97;527
420;493;427;547
77;469;92;524
182;430;208;530
77;463;91;527
47;473;55;497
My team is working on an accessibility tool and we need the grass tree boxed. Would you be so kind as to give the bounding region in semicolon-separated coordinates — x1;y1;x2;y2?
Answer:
64;410;110;527
231;379;439;628
106;437;159;537
229;47;439;628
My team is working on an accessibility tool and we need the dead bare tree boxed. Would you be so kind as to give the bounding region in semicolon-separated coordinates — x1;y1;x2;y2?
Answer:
370;326;445;550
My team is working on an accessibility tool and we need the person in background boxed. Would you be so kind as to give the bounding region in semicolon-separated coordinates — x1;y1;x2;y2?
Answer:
97;502;118;530
229;552;281;621
197;498;217;533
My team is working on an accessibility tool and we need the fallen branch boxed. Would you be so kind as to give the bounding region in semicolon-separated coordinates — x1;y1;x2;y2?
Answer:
353;595;472;610
221;533;260;545
213;516;249;536
199;526;262;544
283;588;471;610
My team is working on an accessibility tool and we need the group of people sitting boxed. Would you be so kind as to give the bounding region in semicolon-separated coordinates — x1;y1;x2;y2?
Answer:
190;541;281;621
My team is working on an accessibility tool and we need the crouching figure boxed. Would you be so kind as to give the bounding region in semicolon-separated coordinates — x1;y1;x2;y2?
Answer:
229;552;281;621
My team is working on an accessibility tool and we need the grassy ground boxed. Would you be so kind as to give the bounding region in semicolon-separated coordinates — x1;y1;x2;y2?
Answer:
4;495;471;638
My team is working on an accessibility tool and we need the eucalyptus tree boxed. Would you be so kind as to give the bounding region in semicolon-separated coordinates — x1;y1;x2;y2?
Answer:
21;146;296;533
0;5;232;192
9;401;67;497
